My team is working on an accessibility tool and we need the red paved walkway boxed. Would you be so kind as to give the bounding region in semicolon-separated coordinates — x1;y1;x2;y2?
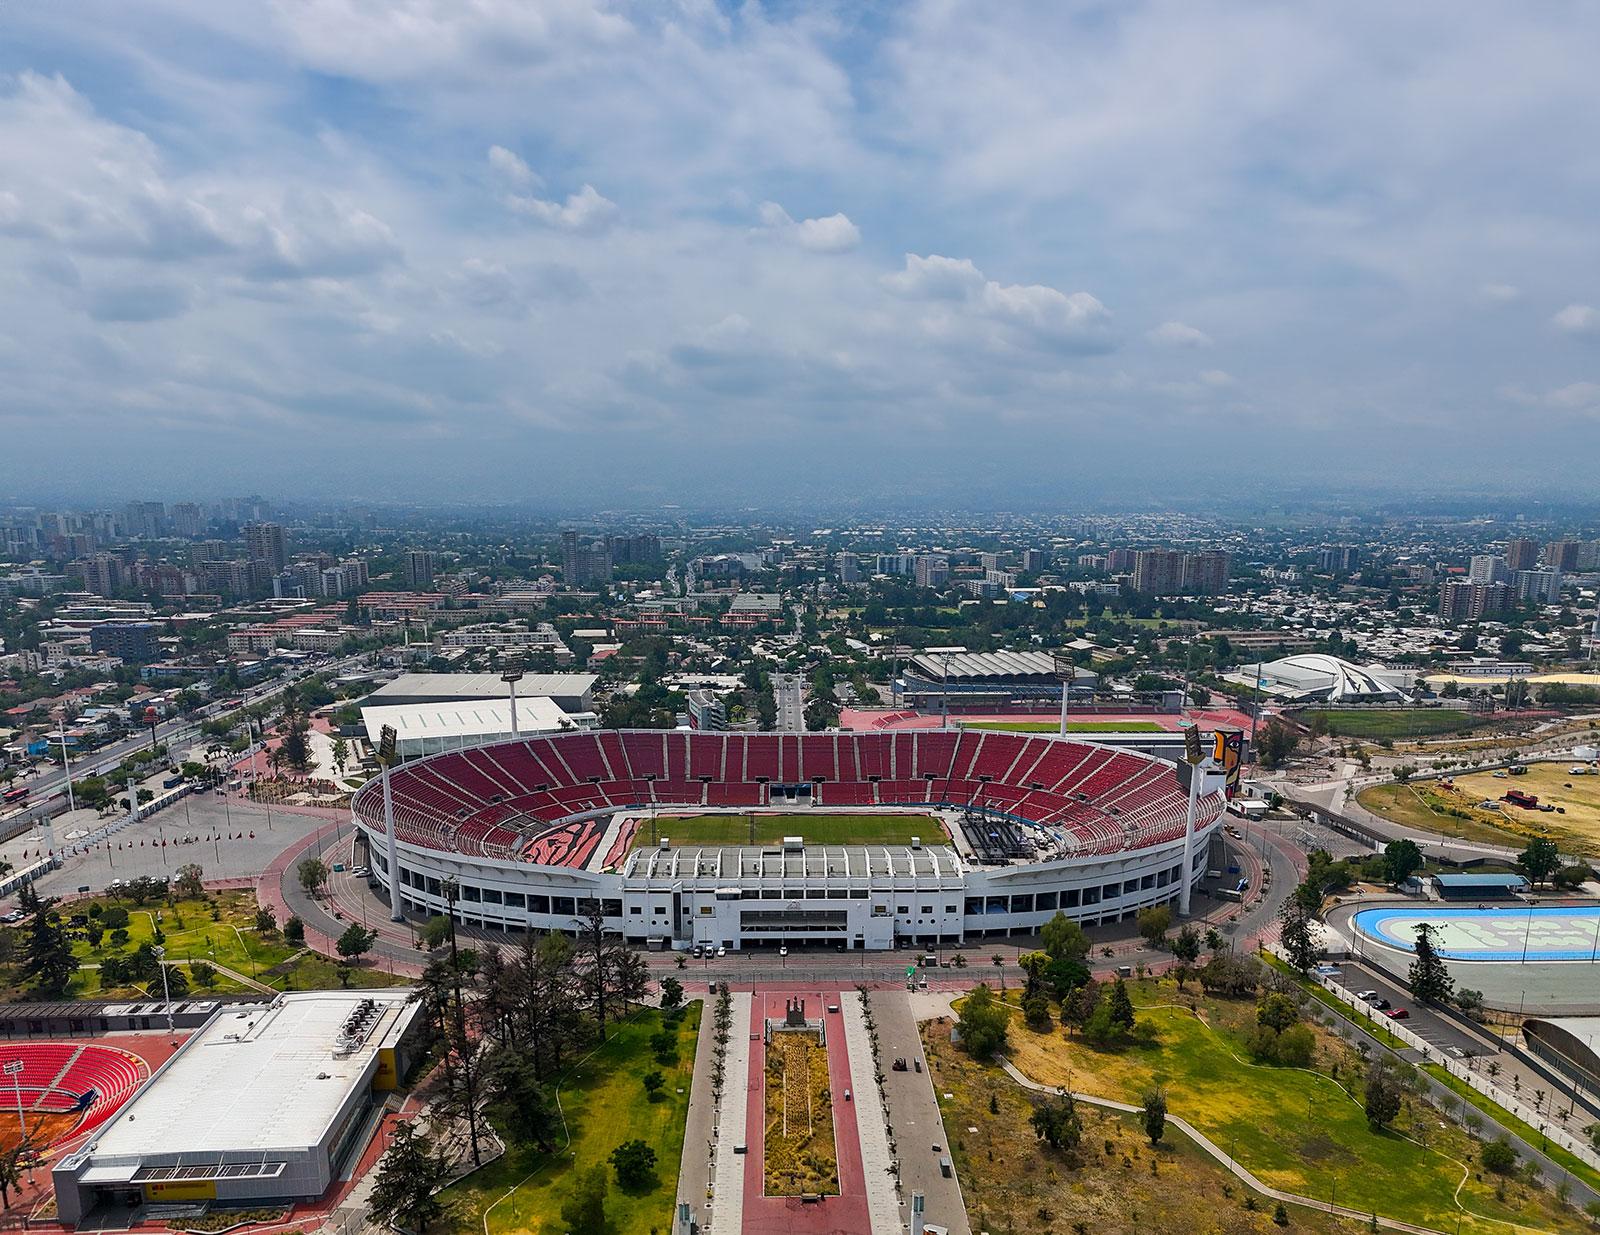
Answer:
741;991;870;1235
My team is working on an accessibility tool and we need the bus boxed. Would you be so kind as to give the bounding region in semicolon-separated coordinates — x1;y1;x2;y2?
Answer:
2;786;29;805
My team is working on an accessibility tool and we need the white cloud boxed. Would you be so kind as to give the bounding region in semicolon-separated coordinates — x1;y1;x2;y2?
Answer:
1199;369;1235;386
756;203;861;253
487;145;536;188
506;183;619;233
1552;303;1600;336
1478;282;1520;303
1546;381;1600;409
1147;320;1212;347
882;253;987;299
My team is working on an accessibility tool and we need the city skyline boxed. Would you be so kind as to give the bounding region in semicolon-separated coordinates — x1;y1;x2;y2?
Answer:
2;3;1600;504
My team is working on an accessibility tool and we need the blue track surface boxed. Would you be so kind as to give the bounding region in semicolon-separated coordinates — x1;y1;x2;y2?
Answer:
1352;905;1600;961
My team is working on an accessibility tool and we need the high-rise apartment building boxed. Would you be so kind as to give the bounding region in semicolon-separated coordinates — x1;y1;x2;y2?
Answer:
1131;550;1185;595
1513;569;1562;604
914;554;949;589
244;522;287;573
836;552;860;583
561;531;613;587
1504;538;1539;572
1023;548;1049;574
1182;551;1231;595
1439;580;1512;622
1316;546;1359;573
1105;548;1136;573
1544;540;1584;572
405;550;438;589
1468;554;1508;586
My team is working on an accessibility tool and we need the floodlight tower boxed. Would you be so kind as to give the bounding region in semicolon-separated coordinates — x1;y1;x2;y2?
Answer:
502;664;525;739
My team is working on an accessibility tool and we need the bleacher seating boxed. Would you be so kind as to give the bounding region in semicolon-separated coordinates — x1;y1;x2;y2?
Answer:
0;1043;146;1143
354;728;1208;867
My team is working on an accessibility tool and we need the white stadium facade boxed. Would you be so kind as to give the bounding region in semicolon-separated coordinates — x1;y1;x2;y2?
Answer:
349;729;1228;952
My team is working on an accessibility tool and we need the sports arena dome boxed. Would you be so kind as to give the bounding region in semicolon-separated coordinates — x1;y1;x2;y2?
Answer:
351;728;1226;950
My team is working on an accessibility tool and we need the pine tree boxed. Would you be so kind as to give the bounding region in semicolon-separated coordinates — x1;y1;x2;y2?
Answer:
1108;978;1136;1032
1278;896;1321;974
1408;922;1454;1006
367;1122;450;1233
22;900;79;997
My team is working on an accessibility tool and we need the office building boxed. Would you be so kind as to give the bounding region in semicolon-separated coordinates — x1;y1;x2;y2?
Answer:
1023;548;1049;574
1316;546;1359;573
836;552;860;584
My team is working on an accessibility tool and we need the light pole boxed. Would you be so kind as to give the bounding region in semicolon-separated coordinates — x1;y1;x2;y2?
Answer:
3;1059;27;1148
152;944;175;1041
503;667;524;739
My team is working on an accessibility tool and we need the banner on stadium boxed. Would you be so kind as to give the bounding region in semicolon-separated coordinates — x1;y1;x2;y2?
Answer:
1212;728;1244;799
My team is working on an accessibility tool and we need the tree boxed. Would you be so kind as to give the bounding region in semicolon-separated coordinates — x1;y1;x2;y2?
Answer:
284;914;305;944
337;922;377;963
610;1138;658;1190
254;905;277;933
1141;1088;1168;1146
482;1048;558;1149
659;975;684;1011
331;736;350;777
560;1165;609;1234
174;863;204;899
189;960;217;989
1022;994;1053;1030
22;901;79;997
1364;1059;1403;1129
1408;922;1454;1006
297;856;329;897
1257;992;1301;1032
421;915;453;950
1137;905;1172;947
1172;924;1202;965
1041;911;1091;960
1517;837;1561;888
1481;1136;1517;1175
1029;1088;1082;1153
1382;838;1424;888
956;983;1010;1058
367;1122;451;1234
1107;978;1136;1033
1455;988;1485;1019
642;1069;665;1101
1256;718;1301;768
1278;896;1321;975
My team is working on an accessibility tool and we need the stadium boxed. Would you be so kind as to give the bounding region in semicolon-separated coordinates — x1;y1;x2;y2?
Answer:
349;729;1228;951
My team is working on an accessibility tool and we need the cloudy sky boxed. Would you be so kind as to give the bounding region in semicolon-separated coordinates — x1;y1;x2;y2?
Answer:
2;2;1598;508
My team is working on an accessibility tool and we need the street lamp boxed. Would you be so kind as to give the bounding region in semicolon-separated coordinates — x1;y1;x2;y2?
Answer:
3;1060;27;1148
152;944;175;1041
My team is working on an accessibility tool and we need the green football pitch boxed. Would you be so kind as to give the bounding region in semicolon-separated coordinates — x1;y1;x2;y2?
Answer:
630;812;945;848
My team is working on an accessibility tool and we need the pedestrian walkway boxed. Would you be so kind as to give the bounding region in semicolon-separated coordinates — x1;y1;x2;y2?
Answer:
709;992;752;1233
840;998;900;1234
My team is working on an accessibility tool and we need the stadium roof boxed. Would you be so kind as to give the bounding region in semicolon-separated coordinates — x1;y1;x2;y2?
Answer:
362;697;585;749
365;671;596;708
1241;654;1408;703
86;991;418;1160
908;650;1061;681
625;843;965;881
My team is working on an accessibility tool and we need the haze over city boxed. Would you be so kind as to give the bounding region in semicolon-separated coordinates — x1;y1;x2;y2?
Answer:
4;3;1600;504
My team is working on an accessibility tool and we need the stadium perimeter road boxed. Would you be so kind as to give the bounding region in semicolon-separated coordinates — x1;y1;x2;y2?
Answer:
875;989;972;1235
774;673;805;732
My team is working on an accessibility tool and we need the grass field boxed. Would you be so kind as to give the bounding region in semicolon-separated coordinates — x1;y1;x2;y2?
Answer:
960;719;1165;733
1359;764;1600;856
923;1019;1356;1235
1355;783;1533;850
998;978;1585;1233
444;1003;701;1235
633;812;944;848
1301;708;1483;739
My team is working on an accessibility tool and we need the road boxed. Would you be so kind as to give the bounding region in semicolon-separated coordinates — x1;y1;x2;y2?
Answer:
10;654;373;810
773;673;805;732
876;991;971;1234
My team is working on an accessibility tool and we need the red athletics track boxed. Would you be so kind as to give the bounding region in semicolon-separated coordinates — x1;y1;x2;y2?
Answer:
741;990;870;1235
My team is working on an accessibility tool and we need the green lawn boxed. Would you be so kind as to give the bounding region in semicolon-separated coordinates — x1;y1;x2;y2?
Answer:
960;719;1165;733
445;1004;702;1235
634;812;943;848
65;890;405;997
1301;709;1482;739
1002;980;1583;1234
1356;783;1529;849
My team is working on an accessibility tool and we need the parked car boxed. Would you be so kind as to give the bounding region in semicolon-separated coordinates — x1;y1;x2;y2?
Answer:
1356;989;1379;1002
1385;1007;1409;1020
1370;997;1391;1010
716;945;727;958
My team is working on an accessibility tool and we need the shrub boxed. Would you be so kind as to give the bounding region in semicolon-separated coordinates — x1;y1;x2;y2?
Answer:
1481;1137;1517;1175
